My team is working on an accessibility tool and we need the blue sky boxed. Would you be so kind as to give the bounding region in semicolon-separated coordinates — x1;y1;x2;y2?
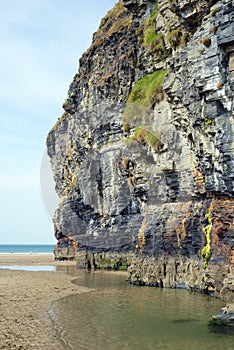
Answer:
0;0;116;244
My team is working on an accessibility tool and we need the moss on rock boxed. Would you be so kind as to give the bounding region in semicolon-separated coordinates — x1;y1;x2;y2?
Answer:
125;125;162;152
202;209;212;269
127;69;167;108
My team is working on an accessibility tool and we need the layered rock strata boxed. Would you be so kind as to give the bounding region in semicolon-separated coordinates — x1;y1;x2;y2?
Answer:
47;0;234;322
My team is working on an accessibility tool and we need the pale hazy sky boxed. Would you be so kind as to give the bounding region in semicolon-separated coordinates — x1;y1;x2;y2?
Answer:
0;0;116;244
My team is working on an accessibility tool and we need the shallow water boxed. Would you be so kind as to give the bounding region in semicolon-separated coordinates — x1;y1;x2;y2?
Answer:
0;265;55;271
50;270;234;350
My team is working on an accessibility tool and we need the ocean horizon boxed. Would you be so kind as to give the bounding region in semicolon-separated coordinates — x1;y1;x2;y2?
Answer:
0;244;55;254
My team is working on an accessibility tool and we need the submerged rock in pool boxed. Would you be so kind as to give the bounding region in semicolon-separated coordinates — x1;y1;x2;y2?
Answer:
210;305;234;326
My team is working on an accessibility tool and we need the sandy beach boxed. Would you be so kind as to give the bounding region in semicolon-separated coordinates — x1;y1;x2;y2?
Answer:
0;254;92;349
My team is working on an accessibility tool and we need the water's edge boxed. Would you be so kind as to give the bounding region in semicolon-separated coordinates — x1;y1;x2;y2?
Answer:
49;270;233;350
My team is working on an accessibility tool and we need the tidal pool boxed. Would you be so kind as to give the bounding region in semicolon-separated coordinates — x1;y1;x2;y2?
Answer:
50;270;233;350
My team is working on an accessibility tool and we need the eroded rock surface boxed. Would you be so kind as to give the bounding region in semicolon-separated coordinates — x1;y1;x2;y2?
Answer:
47;0;234;315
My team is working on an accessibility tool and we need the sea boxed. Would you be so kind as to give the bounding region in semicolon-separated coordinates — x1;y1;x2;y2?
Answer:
0;244;55;254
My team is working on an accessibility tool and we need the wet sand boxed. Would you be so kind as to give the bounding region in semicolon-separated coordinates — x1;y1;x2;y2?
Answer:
0;254;92;349
0;253;77;266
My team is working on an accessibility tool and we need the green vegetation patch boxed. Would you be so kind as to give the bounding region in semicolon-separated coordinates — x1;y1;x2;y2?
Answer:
119;257;127;265
144;4;158;45
202;209;212;269
127;69;167;108
119;266;128;271
210;315;227;326
126;126;162;152
203;112;216;127
99;257;128;270
140;3;165;53
99;258;115;267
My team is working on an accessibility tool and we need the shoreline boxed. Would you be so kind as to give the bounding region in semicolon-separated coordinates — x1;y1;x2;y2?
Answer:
0;253;77;266
1;253;232;349
0;253;58;257
0;254;92;349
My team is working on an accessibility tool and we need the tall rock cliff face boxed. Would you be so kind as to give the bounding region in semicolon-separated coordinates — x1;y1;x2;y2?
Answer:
47;0;234;308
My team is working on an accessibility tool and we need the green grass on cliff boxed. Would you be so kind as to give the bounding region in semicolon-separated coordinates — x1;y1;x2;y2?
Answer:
125;126;162;152
127;69;167;108
133;126;162;151
144;4;158;45
142;4;165;53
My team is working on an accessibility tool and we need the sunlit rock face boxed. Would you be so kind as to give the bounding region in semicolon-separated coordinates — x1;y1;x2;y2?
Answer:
47;0;234;299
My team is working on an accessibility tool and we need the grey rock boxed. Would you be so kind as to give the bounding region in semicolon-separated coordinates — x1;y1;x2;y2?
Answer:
47;0;234;312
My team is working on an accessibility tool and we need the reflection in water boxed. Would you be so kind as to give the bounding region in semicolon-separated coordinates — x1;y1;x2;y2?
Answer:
208;323;234;336
56;265;78;276
50;270;233;350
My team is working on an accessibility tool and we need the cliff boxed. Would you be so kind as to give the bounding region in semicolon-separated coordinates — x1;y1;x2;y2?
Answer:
47;0;234;321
